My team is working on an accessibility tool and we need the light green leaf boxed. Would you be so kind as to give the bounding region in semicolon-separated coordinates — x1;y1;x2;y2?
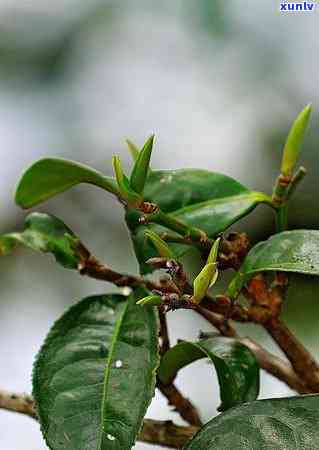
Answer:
33;289;159;450
184;394;319;449
0;212;81;269
158;337;259;412
145;229;174;259
228;229;319;298
137;295;162;306
193;263;218;304
15;158;119;209
126;139;140;162
281;104;312;176
207;237;221;264
130;135;154;194
112;156;142;207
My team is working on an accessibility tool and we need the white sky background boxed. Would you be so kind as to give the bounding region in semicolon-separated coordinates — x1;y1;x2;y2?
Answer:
0;2;319;449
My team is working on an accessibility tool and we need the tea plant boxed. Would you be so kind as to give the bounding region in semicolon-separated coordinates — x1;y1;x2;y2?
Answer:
1;104;319;449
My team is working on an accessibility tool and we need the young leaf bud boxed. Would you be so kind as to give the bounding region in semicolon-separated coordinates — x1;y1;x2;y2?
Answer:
130;135;154;194
112;156;142;207
281;104;312;176
136;295;162;306
145;229;174;259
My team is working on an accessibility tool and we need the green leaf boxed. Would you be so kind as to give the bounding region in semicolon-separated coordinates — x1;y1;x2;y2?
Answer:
158;337;259;412
15;158;119;209
112;156;142;207
126;139;140;162
145;229;175;259
228;230;319;298
207;237;221;264
0;212;81;269
193;263;218;304
184;394;319;449
126;169;271;273
130;135;154;194
33;289;159;450
281;104;312;176
137;294;162;306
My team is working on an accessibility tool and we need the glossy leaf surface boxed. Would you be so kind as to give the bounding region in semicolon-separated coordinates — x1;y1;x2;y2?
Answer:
0;212;80;269
158;337;259;411
33;289;159;450
16;158;119;208
229;230;319;297
184;395;319;450
127;169;270;273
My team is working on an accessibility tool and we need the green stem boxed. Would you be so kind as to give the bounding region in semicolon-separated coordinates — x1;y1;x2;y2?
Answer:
148;209;210;245
275;205;288;232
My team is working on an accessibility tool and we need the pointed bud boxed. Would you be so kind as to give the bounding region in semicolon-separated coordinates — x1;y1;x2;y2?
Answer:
130;135;154;194
126;139;140;162
207;237;221;264
145;230;174;259
192;262;218;304
112;156;142;207
137;295;162;306
281;104;312;176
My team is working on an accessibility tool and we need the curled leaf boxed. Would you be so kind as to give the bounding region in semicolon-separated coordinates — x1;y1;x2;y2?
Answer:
0;212;81;269
281;104;312;176
158;337;259;412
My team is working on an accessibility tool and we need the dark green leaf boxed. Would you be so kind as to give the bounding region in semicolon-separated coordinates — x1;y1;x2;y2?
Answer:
228;230;319;298
33;289;159;450
126;169;271;273
0;212;81;269
16;158;119;209
130;135;154;194
184;394;319;450
158;337;259;411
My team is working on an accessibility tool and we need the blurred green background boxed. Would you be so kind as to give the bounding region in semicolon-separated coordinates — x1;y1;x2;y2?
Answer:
0;2;319;449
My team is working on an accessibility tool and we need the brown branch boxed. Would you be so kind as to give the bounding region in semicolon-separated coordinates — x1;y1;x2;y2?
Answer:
0;390;197;449
157;382;203;427
159;308;171;356
76;240;314;397
245;273;319;393
194;307;311;394
239;337;311;394
265;317;319;392
140;419;198;448
0;390;36;419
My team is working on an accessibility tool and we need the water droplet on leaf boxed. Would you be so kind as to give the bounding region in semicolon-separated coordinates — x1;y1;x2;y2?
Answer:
115;360;123;368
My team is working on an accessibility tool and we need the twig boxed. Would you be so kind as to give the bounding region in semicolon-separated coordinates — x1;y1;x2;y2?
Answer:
265;317;319;392
245;273;319;392
140;419;198;448
0;390;36;419
0;390;197;449
157;382;203;427
159;308;170;356
194;307;310;394
239;337;311;394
